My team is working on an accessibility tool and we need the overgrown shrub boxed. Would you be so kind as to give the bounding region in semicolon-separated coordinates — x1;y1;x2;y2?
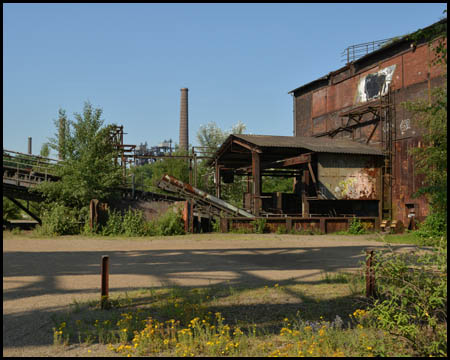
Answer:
154;207;185;236
211;219;221;233
37;203;82;235
276;226;288;234
3;197;23;221
252;218;267;234
123;209;147;236
415;211;447;245
101;209;124;236
366;238;447;356
348;217;366;235
99;206;185;237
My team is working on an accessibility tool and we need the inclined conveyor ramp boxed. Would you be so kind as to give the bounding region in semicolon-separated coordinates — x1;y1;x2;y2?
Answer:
157;174;255;218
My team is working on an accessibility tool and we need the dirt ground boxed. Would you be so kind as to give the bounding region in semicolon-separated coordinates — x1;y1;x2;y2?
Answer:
3;232;420;357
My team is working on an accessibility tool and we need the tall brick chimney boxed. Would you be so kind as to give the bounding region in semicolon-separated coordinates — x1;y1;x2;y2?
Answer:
179;88;189;152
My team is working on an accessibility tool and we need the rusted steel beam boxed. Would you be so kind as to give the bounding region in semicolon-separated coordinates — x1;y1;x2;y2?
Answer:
307;162;320;197
307;162;317;184
286;218;292;232
275;153;312;167
131;154;212;160
236;154;311;174
313;118;379;138
233;139;262;154
101;255;110;309
252;151;261;216
320;218;326;233
6;196;42;225
302;170;310;216
366;121;380;144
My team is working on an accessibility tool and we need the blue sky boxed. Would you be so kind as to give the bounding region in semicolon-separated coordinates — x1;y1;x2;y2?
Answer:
3;3;446;156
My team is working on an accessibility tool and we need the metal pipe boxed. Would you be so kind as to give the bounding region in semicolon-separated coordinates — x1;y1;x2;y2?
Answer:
101;255;109;309
365;249;376;297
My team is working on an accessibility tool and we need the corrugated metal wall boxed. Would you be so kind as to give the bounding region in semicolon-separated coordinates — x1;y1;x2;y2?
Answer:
317;153;380;200
293;38;445;225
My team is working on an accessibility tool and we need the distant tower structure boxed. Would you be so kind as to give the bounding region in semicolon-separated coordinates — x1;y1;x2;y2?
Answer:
179;87;189;152
28;137;32;155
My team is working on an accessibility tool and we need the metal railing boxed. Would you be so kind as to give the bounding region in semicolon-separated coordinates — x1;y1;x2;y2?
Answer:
3;149;61;187
341;37;399;64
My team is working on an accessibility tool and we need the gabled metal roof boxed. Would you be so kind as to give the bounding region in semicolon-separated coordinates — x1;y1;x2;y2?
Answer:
230;134;384;156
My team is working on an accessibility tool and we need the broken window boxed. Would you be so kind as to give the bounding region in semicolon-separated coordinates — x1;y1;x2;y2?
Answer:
365;73;386;100
356;65;396;103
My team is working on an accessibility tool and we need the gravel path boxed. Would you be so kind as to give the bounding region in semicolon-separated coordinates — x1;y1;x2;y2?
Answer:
3;232;418;357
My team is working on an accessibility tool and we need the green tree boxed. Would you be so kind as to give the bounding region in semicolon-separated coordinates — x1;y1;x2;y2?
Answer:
196;121;248;206
40;143;50;158
129;162;154;191
3;197;22;221
262;176;293;193
34;101;123;208
196;120;247;154
146;150;190;193
406;84;447;211
404;14;447;237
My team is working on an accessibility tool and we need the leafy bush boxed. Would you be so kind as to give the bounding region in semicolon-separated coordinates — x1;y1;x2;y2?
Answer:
348;217;366;235
122;209;147;236
276;226;288;234
99;206;184;237
415;211;447;245
101;209;124;236
366;239;447;356
154;208;185;236
38;203;82;235
211;219;221;233
252;218;267;234
3;197;23;221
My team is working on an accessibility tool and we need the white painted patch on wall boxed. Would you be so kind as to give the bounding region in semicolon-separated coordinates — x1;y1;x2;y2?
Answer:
356;65;396;103
400;118;411;135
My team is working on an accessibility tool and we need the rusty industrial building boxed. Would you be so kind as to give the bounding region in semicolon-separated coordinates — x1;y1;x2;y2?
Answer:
3;20;445;233
209;18;446;233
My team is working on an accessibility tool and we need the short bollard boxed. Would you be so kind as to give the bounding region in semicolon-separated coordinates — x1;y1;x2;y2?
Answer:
101;255;110;309
365;249;376;298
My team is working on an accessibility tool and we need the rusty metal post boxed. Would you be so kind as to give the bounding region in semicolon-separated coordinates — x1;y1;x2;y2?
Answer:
320;218;326;234
365;249;375;298
252;151;261;216
101;255;110;309
193;151;197;188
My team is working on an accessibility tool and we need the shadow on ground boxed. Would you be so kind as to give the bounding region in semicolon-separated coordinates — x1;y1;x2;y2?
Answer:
4;242;415;349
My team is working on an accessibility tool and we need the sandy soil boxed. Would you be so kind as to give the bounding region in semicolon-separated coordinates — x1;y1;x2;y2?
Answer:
3;232;419;357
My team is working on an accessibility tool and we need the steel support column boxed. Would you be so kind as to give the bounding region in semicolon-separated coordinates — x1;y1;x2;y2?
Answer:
252;151;261;216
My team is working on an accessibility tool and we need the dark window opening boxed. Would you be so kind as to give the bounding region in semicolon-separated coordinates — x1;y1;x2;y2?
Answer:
365;73;386;100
